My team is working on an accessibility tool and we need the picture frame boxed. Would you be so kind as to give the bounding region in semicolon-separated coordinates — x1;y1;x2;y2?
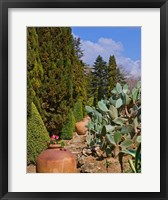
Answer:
0;0;168;199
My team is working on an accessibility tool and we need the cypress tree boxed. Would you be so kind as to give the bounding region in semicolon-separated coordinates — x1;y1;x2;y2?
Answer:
107;55;117;98
27;27;87;139
33;27;86;133
61;109;75;140
84;66;94;106
36;27;74;131
73;99;84;122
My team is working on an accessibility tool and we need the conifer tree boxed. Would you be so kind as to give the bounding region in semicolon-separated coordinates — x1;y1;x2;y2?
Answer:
27;27;44;119
74;37;84;60
117;67;127;86
107;55;117;98
92;55;107;105
36;27;74;131
27;27;87;138
84;66;94;106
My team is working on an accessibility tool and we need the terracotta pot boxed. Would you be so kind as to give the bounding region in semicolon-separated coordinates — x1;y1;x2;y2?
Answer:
36;144;76;173
75;116;90;135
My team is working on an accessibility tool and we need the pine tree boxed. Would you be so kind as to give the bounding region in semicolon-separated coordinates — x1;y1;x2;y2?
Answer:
92;55;107;105
107;55;117;98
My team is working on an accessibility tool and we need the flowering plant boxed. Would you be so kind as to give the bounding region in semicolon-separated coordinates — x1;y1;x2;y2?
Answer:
48;134;59;145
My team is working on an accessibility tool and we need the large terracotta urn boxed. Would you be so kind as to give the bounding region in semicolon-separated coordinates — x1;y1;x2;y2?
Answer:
36;144;77;173
75;116;91;135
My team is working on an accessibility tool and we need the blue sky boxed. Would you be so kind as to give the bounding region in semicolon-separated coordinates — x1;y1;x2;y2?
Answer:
72;27;141;78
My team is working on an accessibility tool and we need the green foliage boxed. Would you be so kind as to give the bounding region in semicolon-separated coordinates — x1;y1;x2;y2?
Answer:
61;109;75;140
27;27;87;132
117;67;127;86
27;27;44;92
27;103;50;164
92;55;107;105
88;55;118;106
73;99;83;122
27;81;35;117
128;142;141;173
74;37;84;60
107;55;117;98
85;81;141;166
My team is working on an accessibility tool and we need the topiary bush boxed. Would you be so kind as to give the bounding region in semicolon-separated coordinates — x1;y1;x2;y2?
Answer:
27;102;50;164
27;81;35;117
73;99;83;122
61;109;75;140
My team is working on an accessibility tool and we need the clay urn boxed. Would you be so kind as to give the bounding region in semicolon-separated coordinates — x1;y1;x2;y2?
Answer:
36;144;77;173
75;116;90;135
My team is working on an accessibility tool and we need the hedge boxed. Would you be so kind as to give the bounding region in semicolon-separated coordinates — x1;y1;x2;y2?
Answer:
27;102;50;164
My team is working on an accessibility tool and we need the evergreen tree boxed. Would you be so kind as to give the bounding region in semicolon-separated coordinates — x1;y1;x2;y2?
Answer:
27;27;44;118
74;37;84;60
36;27;74;131
27;102;49;164
73;99;83;122
92;55;107;105
117;67;127;86
84;66;94;106
107;55;117;98
27;27;87;139
61;109;75;140
27;27;87;133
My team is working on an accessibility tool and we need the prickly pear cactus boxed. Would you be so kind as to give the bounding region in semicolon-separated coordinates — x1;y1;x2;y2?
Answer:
85;81;141;160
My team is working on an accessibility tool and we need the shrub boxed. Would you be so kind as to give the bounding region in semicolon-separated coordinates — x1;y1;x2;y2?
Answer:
27;81;35;117
27;102;50;164
61;109;75;140
73;99;83;122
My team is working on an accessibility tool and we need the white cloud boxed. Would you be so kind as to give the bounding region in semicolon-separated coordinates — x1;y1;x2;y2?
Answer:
79;37;141;78
81;37;123;65
118;57;141;79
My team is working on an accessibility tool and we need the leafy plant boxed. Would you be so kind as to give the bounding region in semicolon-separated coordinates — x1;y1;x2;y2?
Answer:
128;138;141;173
85;82;141;166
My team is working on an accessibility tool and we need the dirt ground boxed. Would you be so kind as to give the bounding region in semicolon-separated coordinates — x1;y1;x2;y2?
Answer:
27;164;36;173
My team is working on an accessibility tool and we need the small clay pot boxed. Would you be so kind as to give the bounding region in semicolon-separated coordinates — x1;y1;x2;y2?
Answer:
36;144;76;173
75;116;90;135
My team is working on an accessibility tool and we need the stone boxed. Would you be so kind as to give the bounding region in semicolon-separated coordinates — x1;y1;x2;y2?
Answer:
77;155;121;173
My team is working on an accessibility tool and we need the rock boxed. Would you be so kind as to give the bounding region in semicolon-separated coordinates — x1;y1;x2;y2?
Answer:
67;132;87;144
121;155;132;172
106;157;122;173
82;148;92;156
77;155;121;173
62;132;132;173
94;146;103;157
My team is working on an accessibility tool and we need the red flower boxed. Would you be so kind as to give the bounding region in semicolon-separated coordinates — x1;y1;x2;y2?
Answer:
51;135;56;139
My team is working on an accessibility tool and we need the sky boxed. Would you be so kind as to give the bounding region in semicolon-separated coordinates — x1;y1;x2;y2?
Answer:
72;27;141;78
